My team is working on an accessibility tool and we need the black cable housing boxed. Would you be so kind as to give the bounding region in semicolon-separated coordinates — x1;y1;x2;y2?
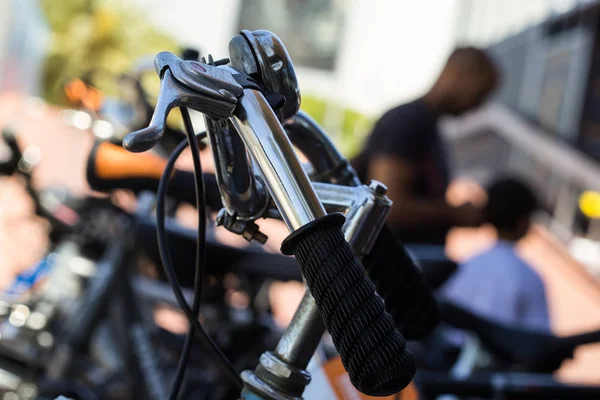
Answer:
155;118;243;397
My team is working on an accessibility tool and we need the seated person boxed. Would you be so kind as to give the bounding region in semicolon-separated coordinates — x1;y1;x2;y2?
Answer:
440;177;550;332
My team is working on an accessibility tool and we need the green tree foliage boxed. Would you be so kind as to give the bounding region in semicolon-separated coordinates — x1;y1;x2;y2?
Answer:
40;0;178;104
39;1;371;157
301;95;373;158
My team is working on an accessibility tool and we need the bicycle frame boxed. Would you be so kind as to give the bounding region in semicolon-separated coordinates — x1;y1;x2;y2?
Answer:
44;194;170;400
420;331;600;399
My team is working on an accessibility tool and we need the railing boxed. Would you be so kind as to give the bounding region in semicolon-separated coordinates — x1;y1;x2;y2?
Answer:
441;102;600;274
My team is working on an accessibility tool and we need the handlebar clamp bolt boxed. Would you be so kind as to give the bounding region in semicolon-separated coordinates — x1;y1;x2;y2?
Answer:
368;180;388;195
218;89;236;102
216;208;227;226
216;208;268;244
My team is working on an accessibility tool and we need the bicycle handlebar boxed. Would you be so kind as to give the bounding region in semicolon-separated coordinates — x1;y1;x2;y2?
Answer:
120;32;419;397
284;111;361;186
284;116;439;340
365;225;440;340
88;139;439;339
231;88;416;395
281;213;415;395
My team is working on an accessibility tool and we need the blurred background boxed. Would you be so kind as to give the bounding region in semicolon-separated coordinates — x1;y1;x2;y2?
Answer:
3;0;600;391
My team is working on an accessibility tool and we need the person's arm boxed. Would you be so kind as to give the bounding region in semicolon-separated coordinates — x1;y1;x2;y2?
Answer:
368;154;480;227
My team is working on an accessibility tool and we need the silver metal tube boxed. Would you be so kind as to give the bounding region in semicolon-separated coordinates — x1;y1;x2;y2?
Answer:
229;89;326;231
284;111;342;173
230;90;329;368
273;184;390;366
204;117;267;220
230;90;391;373
275;292;325;366
285;111;361;186
313;182;362;211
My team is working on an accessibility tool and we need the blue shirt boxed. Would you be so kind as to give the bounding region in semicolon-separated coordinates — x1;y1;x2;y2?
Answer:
440;241;550;332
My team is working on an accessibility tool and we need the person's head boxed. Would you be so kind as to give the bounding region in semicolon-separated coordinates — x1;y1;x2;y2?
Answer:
484;177;538;241
427;47;499;116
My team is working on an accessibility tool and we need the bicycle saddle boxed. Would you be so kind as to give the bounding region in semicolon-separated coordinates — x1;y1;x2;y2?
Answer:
439;300;600;373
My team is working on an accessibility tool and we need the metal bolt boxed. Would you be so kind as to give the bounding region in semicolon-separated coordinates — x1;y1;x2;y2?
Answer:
9;304;30;327
218;89;235;101
369;180;388;195
257;351;310;385
216;208;227;226
253;230;268;245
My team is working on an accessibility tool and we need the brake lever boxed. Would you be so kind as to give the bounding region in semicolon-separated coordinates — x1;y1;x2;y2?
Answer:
123;52;245;152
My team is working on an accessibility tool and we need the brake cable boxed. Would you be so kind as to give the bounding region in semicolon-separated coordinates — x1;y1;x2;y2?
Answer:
155;109;243;398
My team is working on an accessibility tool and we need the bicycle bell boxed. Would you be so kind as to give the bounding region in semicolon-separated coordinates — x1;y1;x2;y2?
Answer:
229;30;300;120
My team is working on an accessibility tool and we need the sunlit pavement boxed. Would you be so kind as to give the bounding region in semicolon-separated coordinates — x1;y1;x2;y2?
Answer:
2;93;600;384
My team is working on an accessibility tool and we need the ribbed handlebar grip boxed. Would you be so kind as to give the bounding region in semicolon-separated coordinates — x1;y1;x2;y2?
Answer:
281;213;415;396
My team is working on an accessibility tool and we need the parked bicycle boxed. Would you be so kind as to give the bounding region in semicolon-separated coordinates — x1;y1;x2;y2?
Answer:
117;29;440;399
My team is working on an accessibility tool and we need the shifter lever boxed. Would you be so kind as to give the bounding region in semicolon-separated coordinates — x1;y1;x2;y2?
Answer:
123;52;246;153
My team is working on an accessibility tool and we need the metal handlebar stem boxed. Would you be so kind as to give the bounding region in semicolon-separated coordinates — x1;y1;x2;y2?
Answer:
229;90;326;230
284;111;361;187
204;117;269;221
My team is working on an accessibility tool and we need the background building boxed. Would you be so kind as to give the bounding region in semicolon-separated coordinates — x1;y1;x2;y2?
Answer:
0;0;49;95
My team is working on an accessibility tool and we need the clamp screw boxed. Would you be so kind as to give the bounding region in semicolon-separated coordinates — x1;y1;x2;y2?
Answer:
216;208;227;226
216;208;268;244
218;89;235;101
368;180;388;195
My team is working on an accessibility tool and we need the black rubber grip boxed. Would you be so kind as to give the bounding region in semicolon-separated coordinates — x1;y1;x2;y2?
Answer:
364;224;440;340
281;213;415;396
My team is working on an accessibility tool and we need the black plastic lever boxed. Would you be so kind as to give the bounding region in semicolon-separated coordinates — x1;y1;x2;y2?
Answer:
123;69;239;152
123;52;245;153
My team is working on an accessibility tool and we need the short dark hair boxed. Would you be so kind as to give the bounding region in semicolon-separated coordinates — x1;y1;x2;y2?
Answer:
446;46;499;87
448;47;495;70
484;177;538;232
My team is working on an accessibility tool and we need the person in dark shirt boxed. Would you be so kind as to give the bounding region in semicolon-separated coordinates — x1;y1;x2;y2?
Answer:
353;47;499;244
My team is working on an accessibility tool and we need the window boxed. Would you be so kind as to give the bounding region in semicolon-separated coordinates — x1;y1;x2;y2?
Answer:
237;0;345;70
